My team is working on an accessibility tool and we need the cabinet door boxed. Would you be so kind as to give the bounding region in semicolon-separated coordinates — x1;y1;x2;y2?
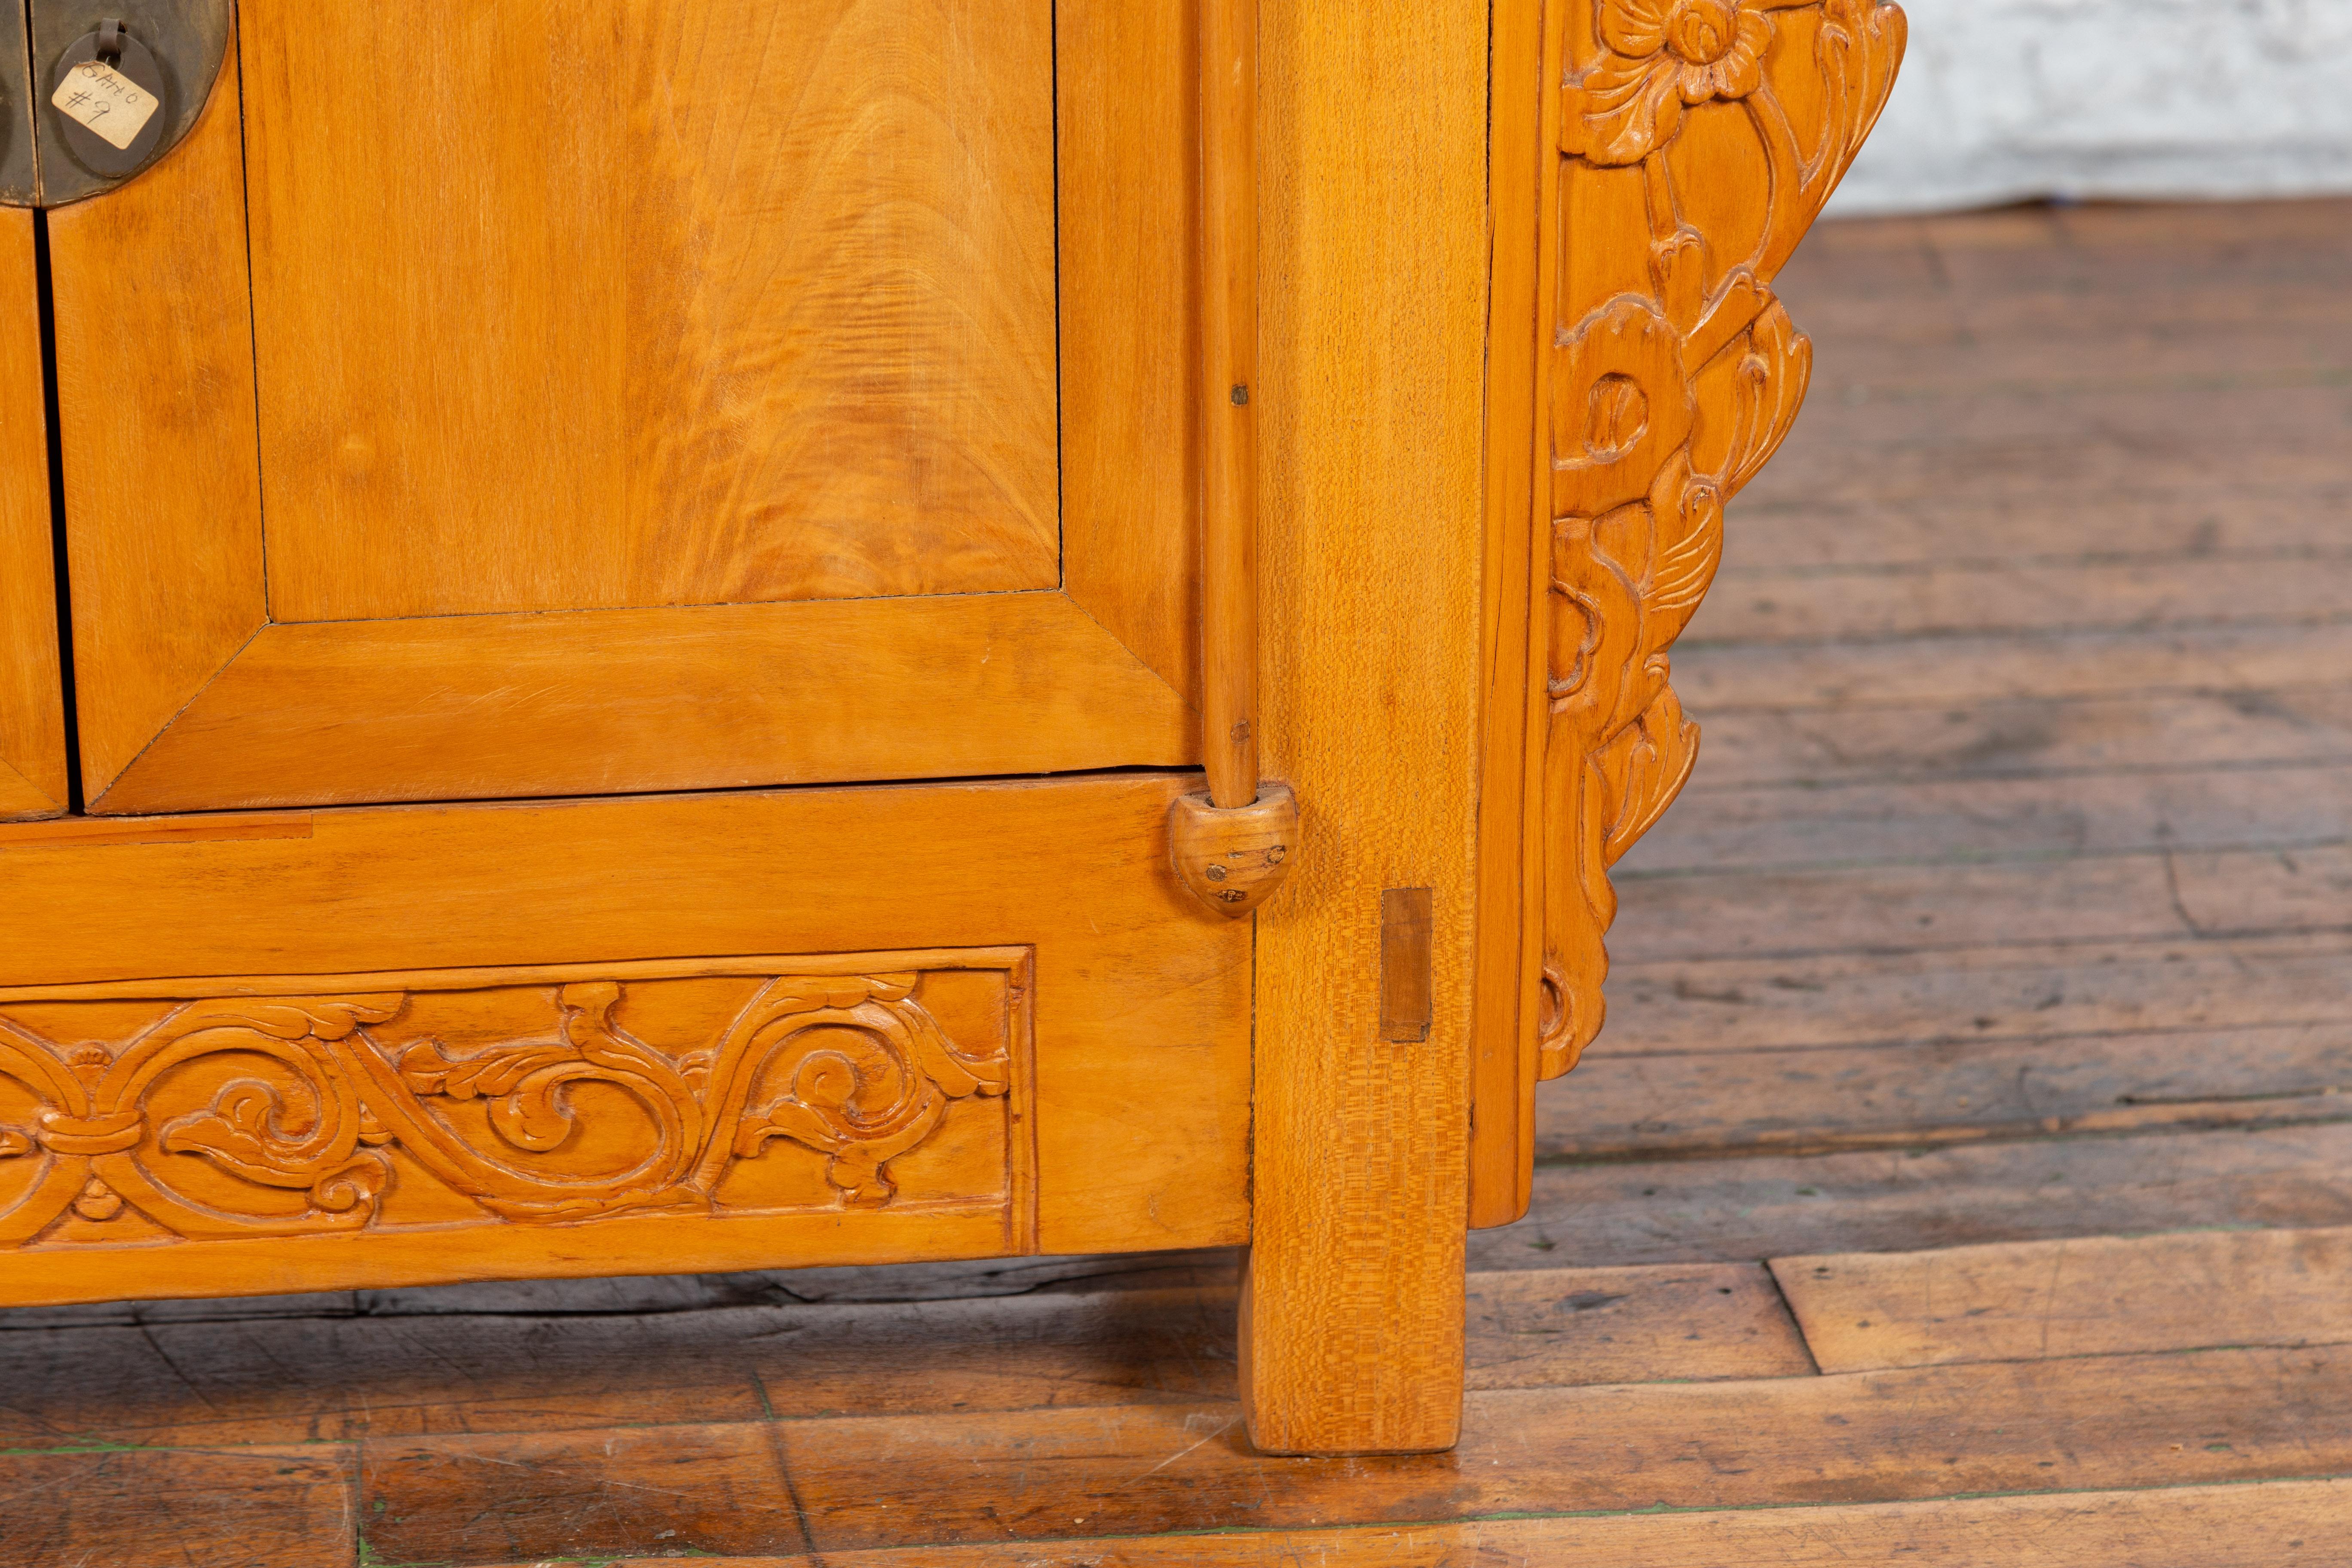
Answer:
0;0;64;818
0;202;61;822
48;1;1198;813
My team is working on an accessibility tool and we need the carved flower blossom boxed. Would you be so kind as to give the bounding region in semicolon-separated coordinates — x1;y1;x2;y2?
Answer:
1565;0;1794;167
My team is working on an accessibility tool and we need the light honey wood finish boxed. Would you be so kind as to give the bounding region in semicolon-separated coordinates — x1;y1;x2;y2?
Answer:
1469;0;1550;1228
0;775;1251;1304
0;953;1039;1290
1537;0;1905;1076
1056;0;1202;705
1199;0;1261;811
1471;0;1907;1224
1776;1227;2352;1373
0;812;311;848
1243;0;1488;1455
1168;780;1297;916
3;189;2340;1567
46;60;263;805
239;0;1057;621
0;207;61;820
51;3;1209;815
92;594;1193;812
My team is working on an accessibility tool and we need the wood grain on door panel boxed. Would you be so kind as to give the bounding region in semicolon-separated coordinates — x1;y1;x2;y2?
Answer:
0;210;63;820
52;10;1200;814
1057;0;1201;702
47;73;266;802
240;0;1060;622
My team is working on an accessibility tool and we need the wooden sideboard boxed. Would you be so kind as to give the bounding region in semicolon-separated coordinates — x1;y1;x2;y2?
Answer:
0;0;1900;1457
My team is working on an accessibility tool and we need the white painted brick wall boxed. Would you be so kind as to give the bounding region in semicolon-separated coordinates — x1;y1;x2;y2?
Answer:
1827;0;2352;215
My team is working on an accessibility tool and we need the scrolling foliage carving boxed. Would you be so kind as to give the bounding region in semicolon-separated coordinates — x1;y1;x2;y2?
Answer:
0;953;1027;1248
1541;0;1903;1078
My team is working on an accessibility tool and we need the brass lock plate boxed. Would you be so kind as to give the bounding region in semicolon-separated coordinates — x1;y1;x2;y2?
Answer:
12;0;233;206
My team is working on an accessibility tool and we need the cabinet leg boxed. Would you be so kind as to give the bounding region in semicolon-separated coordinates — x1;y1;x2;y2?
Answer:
1240;888;1469;1455
1239;1219;1467;1455
1239;0;1483;1461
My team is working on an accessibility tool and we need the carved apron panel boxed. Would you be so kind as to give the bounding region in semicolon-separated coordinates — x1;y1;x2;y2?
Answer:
1540;0;1905;1078
0;949;1033;1252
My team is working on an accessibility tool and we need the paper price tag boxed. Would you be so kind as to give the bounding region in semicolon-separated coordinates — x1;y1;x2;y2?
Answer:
51;60;160;152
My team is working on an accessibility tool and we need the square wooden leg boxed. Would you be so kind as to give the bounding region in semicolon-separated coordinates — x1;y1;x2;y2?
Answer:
1240;0;1486;1459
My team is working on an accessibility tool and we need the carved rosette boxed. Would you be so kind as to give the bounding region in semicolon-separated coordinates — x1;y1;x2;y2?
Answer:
1540;0;1903;1078
0;954;1026;1248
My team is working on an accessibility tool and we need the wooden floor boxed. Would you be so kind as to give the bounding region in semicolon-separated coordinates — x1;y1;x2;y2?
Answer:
6;198;2351;1567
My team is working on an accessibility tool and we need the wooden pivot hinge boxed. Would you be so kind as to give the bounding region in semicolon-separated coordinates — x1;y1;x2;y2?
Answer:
1170;0;1296;922
1170;781;1298;917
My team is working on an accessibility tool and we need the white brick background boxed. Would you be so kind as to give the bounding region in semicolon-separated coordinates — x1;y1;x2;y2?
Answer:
1827;0;2352;215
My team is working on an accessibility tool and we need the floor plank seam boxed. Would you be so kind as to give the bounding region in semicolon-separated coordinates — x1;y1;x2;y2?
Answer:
1603;921;2352;966
1672;680;2352;718
1682;754;2352;793
1525;1113;2352;1170
1617;833;2352;883
1717;548;2352;579
1679;612;2352;654
1586;1017;2352;1063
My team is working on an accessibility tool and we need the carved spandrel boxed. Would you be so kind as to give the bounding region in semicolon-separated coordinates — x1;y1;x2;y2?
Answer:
1541;0;1904;1078
0;951;1032;1250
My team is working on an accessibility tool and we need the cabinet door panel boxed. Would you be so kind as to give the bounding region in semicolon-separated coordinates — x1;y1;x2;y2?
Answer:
242;0;1059;622
53;3;1200;814
0;208;64;821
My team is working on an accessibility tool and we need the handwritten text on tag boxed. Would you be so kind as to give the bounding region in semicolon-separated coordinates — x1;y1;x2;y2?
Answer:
52;61;159;152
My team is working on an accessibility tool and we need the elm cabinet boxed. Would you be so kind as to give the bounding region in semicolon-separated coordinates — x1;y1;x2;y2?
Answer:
0;0;1900;1455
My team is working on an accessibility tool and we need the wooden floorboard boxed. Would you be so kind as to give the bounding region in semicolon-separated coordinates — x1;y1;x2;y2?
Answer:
0;1446;355;1568
1628;763;2352;871
468;1479;2352;1566
4;196;2348;1566
1480;1121;2352;1269
1733;484;2352;568
1598;931;2352;1053
1676;620;2352;712
1700;554;2352;646
1687;688;2352;791
344;1344;2352;1559
1542;1024;2352;1161
1776;1226;2352;1372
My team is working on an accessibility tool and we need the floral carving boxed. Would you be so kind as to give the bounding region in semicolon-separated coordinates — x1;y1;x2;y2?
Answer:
0;954;1025;1249
1540;0;1903;1079
1567;0;1806;165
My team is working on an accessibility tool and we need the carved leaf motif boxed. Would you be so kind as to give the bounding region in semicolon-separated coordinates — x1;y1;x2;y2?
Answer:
1643;451;1725;624
1602;687;1702;864
159;1068;389;1230
0;958;1022;1249
1716;301;1813;498
726;986;1004;1208
161;1080;331;1187
198;998;402;1043
400;1039;584;1151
